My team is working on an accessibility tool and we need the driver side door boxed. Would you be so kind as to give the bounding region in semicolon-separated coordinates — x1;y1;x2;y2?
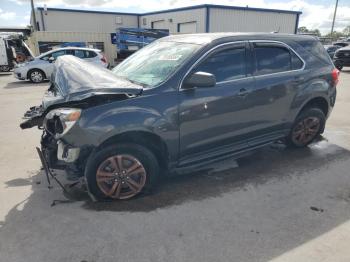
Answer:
178;42;256;166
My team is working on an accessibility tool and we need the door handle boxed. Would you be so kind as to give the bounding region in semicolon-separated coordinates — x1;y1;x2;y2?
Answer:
238;88;249;97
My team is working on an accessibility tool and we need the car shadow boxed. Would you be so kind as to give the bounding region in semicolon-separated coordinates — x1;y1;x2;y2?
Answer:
80;140;350;212
0;72;12;76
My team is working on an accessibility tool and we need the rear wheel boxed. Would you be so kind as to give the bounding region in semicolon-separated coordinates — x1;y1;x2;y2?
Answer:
85;143;159;200
0;65;10;72
29;69;45;83
287;107;325;148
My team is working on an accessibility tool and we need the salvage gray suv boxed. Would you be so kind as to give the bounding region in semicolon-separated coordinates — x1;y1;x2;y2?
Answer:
21;33;338;200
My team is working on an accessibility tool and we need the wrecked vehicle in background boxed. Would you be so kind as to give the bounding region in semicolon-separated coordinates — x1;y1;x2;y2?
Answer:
21;33;338;201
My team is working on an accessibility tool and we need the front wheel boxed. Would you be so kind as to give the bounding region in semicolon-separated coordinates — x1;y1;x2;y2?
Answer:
85;143;159;200
286;107;325;148
29;69;45;83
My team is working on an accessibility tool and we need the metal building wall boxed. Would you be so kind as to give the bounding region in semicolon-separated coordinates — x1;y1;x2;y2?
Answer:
209;8;297;33
34;9;138;33
27;31;118;64
139;8;206;34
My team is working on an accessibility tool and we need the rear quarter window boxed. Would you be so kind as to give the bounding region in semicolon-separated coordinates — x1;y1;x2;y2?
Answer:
254;44;291;75
297;39;332;65
86;51;98;58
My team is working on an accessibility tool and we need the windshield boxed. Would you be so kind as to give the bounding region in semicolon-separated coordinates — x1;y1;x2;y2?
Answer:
112;41;201;87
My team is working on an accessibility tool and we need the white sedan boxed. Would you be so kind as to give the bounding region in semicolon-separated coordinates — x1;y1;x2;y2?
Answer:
14;47;108;83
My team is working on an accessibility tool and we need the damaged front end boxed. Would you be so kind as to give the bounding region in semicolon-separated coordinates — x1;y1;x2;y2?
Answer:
20;55;143;181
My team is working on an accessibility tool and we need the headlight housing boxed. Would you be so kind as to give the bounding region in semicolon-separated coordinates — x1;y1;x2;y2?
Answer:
16;62;28;68
44;108;81;139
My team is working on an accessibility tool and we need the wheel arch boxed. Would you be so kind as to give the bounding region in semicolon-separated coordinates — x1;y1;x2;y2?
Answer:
295;96;329;133
297;96;329;118
96;131;170;170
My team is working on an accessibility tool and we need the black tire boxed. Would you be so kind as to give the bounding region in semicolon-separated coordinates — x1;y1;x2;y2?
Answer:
28;69;45;83
85;143;159;200
286;107;325;148
335;63;343;71
0;65;10;72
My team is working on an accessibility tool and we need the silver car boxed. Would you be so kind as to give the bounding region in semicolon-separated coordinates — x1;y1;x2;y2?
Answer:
14;47;108;83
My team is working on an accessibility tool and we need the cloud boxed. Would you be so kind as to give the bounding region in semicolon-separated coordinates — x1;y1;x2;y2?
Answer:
12;0;350;34
0;10;16;20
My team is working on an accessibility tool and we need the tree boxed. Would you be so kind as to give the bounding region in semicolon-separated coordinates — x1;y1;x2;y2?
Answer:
325;31;344;39
298;26;309;33
313;29;321;37
343;26;350;37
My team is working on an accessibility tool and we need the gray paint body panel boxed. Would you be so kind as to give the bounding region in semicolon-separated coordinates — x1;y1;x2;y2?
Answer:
40;33;335;171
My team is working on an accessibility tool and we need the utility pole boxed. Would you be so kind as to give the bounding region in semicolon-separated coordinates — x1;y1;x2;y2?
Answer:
330;0;339;39
30;0;37;31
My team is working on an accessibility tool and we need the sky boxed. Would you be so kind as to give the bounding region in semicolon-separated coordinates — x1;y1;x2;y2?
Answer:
0;0;349;35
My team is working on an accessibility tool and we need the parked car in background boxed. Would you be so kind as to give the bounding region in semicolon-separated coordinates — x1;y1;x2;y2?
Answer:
21;33;338;201
324;45;341;58
333;46;350;70
14;47;108;83
333;42;349;48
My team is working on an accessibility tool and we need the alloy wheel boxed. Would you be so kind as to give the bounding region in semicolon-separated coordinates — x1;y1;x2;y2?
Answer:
96;154;147;199
291;116;320;146
30;71;43;82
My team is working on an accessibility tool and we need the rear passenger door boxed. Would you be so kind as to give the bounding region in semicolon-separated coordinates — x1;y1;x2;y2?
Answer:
247;41;305;141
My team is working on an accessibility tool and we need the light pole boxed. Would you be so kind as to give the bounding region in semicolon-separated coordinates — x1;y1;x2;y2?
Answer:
330;0;339;39
30;0;37;31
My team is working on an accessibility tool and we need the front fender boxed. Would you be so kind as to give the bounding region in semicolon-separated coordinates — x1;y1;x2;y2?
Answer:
63;94;179;161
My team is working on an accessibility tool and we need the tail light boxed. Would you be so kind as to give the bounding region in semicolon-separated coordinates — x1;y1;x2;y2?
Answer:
100;54;107;64
331;68;339;86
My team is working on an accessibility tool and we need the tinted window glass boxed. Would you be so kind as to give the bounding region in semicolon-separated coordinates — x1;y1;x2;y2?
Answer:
86;51;97;58
74;50;85;58
255;45;291;75
298;40;332;65
196;47;246;82
291;52;303;70
51;50;66;59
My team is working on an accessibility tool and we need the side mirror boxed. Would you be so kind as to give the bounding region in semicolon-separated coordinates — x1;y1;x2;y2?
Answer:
183;71;216;89
48;57;55;63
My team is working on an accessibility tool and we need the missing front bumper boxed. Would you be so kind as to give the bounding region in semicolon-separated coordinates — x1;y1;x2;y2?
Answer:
57;140;80;163
20;105;44;129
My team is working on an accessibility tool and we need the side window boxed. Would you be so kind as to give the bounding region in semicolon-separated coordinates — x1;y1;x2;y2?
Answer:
254;44;291;75
51;50;66;59
86;51;97;58
291;52;303;70
41;55;50;61
74;50;85;59
195;47;246;82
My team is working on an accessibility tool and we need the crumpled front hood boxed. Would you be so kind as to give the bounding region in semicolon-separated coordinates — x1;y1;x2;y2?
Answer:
51;55;143;102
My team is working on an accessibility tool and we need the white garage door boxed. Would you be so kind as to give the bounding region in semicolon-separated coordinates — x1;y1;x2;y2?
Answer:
179;22;197;34
152;20;166;29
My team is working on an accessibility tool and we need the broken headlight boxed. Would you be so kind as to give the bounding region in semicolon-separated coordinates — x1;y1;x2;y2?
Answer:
44;108;81;139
